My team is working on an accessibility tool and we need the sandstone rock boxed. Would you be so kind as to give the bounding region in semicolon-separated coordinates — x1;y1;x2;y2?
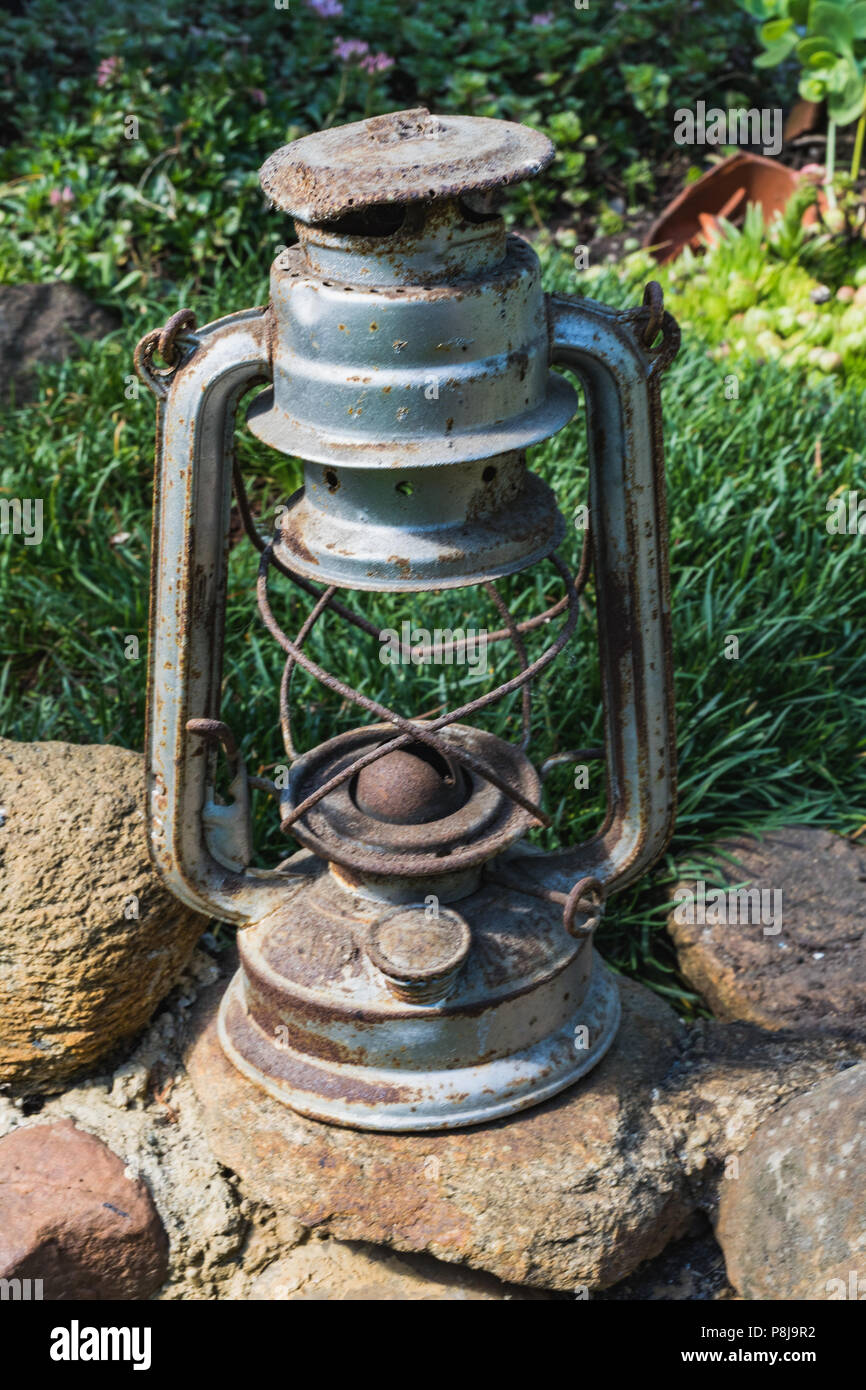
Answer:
0;739;207;1094
248;1235;552;1300
186;975;695;1293
667;827;865;1035
0;283;118;403
715;1063;866;1300
648;1016;866;1203
186;955;866;1295
0;1119;167;1298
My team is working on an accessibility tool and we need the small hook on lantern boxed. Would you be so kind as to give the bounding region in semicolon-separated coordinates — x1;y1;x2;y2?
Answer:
641;281;665;348
186;717;254;873
134;308;198;397
561;875;606;940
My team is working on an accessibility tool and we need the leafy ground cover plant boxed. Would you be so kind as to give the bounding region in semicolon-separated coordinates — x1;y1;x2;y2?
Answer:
657;186;866;382
1;0;773;302
741;0;866;192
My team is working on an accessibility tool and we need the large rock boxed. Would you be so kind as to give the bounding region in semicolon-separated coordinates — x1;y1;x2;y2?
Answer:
650;1015;866;1205
187;975;696;1293
667;827;866;1036
186;960;866;1294
0;283;118;403
0;1119;168;1299
715;1063;866;1300
0;739;207;1094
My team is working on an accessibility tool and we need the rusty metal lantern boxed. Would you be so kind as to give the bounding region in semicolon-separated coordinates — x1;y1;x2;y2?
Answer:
135;109;679;1132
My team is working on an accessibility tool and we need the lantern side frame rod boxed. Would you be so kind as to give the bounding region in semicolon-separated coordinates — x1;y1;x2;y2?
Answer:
137;306;307;924
494;290;679;901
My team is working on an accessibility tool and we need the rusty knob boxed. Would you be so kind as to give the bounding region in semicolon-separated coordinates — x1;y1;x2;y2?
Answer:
353;743;467;825
367;904;472;1004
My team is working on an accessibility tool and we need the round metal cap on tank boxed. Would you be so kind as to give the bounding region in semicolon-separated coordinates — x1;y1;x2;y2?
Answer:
245;107;577;592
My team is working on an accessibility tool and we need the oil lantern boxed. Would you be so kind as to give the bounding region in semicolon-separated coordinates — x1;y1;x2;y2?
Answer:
135;109;678;1131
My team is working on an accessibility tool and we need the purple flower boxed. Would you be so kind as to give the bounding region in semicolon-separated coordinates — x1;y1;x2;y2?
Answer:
249;88;267;106
96;55;120;87
333;36;369;62
49;185;74;206
307;0;344;16
531;10;554;25
361;51;394;75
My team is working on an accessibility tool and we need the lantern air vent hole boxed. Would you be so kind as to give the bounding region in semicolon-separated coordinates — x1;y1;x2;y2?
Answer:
482;465;496;483
325;205;406;237
395;480;414;496
324;469;340;492
458;195;502;224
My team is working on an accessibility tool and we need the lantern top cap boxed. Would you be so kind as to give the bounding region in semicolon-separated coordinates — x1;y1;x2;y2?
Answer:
259;108;554;223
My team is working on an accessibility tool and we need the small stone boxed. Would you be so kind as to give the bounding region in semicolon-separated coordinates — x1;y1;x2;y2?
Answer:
0;1120;168;1299
667;827;866;1035
836;285;856;302
188;954;220;987
810;284;832;304
109;1063;151;1109
716;1064;866;1300
0;739;208;1094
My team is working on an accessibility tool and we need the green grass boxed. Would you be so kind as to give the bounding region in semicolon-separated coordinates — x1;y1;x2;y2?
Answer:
2;248;865;1011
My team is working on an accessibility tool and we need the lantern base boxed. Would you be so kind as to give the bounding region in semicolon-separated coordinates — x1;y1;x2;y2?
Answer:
216;865;621;1132
218;960;619;1132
